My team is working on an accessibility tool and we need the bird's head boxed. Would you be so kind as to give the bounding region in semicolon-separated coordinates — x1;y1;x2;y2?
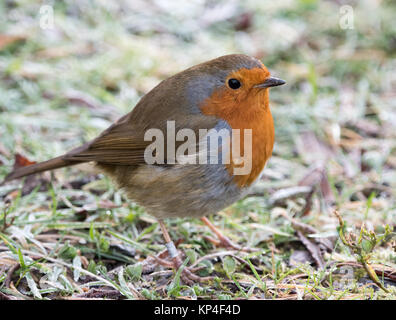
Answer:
185;54;285;121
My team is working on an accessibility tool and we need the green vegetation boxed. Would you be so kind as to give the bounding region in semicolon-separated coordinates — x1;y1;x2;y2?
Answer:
0;0;395;300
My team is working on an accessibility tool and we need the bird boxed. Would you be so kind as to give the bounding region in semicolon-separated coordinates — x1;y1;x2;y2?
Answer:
3;54;285;282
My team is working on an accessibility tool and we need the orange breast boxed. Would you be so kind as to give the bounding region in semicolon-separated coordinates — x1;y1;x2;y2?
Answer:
200;77;274;188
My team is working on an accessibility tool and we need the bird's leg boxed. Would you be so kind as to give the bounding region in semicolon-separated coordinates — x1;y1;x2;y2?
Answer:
156;219;209;284
200;216;257;252
158;219;180;262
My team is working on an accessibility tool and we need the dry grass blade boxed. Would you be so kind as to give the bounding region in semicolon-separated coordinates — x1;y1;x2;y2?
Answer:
1;0;395;300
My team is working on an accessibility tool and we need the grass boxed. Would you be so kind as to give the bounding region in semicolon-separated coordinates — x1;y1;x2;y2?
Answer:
0;0;396;300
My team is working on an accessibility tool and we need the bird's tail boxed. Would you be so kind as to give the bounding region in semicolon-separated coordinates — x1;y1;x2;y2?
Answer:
2;155;81;184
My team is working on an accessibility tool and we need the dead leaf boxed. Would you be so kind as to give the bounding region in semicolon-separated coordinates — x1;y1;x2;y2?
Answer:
233;12;253;31
13;153;36;170
280;211;334;268
0;34;25;50
289;250;314;267
337;262;396;282
36;44;94;59
99;199;121;209
295;131;334;166
7;153;52;196
0;142;11;158
283;213;334;252
267;186;312;206
298;166;336;208
347;119;381;138
296;231;325;269
43;90;119;120
75;288;122;299
4;190;20;203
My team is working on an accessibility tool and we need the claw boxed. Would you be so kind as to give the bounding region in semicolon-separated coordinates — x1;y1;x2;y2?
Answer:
153;251;212;284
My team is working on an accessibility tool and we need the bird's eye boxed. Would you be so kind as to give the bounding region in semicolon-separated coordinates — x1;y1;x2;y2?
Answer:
228;78;241;89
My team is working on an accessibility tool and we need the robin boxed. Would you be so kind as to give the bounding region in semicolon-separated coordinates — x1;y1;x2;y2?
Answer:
3;54;285;282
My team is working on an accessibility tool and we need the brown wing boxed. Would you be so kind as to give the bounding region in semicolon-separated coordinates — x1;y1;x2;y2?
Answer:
63;114;150;165
64;114;219;166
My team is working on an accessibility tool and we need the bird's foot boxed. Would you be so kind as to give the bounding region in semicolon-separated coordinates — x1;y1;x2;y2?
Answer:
153;251;212;285
155;220;212;284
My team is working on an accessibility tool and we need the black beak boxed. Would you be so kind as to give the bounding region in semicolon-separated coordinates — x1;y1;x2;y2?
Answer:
255;77;286;89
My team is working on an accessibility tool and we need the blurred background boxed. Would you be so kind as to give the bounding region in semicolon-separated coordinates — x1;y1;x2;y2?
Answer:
0;0;395;299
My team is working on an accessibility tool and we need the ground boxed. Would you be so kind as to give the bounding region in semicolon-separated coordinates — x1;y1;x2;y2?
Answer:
0;0;395;300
